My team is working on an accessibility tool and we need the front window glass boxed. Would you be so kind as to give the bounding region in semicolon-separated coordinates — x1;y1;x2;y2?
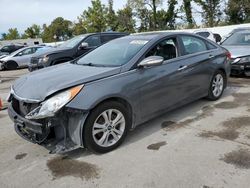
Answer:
77;37;148;67
146;38;177;61
18;48;33;56
85;35;101;47
59;35;86;48
222;32;250;46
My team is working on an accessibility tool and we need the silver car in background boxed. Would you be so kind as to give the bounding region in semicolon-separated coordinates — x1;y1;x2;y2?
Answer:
222;31;250;76
0;46;50;70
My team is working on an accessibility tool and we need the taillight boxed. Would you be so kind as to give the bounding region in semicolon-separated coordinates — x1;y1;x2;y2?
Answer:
226;51;231;60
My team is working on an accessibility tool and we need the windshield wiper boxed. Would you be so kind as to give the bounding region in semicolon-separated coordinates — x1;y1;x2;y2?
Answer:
77;62;109;67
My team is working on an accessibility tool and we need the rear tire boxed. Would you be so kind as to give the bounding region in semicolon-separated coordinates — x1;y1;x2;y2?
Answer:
83;101;130;153
207;70;226;101
5;61;18;70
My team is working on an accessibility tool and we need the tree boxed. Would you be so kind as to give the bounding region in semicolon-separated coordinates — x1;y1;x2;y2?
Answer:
194;0;222;27
183;0;194;28
129;0;163;30
106;0;118;31
24;24;41;38
225;0;250;24
3;28;20;40
41;17;73;42
137;8;153;32
80;0;107;32
117;5;136;33
165;0;178;29
72;19;87;35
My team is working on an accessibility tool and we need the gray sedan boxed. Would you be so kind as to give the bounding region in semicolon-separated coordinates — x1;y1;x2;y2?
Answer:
222;31;250;76
8;32;231;153
0;46;49;70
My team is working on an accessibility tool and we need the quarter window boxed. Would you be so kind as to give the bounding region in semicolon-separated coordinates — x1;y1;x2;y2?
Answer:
181;36;207;55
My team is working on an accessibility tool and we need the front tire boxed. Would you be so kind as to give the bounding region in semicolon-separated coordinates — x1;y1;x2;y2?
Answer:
207;70;226;101
5;61;18;70
83;101;130;153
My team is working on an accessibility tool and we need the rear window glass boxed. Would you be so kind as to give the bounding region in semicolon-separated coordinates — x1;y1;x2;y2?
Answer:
181;36;208;55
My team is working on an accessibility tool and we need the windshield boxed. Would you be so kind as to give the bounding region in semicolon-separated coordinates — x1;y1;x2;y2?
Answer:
222;32;250;46
77;37;149;67
59;35;86;48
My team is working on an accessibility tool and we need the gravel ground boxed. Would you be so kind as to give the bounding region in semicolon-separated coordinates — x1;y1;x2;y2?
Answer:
0;69;250;188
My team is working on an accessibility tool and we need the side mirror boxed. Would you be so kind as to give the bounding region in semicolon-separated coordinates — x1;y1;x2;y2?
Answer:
138;56;164;68
18;52;23;56
79;42;89;49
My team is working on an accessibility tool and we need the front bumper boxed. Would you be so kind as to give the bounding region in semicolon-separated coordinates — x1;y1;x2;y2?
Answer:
231;63;250;76
8;99;87;153
28;63;45;72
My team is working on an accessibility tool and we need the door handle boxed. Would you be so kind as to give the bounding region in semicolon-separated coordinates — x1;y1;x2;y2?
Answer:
209;54;215;59
178;65;188;71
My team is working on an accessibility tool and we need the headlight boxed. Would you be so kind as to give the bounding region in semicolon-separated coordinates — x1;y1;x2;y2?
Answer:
25;85;83;120
231;56;250;64
38;56;49;63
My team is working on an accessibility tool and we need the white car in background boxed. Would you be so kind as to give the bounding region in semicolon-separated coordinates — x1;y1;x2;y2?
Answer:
0;46;50;70
194;30;222;43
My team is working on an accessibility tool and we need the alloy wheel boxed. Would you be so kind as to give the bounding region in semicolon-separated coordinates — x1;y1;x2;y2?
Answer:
92;109;126;147
212;74;224;97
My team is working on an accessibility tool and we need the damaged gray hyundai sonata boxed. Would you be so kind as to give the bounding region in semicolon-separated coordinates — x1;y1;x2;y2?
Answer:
8;33;231;153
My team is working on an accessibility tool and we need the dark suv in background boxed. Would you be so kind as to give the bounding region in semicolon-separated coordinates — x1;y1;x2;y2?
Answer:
0;44;25;56
28;32;128;71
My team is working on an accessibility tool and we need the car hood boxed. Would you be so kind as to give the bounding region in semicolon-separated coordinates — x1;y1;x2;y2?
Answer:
1;55;11;61
12;63;121;102
223;45;250;58
0;54;8;59
33;46;71;58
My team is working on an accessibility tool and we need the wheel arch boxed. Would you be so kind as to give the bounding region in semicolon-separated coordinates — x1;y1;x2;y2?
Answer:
90;96;133;126
5;60;18;69
217;68;227;88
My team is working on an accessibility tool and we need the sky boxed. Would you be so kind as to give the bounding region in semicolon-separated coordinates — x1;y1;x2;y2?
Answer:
0;0;126;34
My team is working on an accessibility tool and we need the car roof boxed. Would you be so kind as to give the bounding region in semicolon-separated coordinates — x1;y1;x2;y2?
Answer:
131;31;199;40
77;32;128;38
234;30;250;34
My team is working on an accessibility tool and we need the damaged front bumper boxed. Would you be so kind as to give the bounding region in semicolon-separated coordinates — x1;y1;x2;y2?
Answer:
231;63;250;76
8;99;89;154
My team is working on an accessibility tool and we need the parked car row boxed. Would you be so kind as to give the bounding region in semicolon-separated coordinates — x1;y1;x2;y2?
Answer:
0;46;51;70
7;32;231;153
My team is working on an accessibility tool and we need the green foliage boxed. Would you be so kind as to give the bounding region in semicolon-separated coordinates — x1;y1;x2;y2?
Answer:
225;0;250;24
117;5;136;33
106;0;118;31
6;0;250;42
23;24;41;38
129;0;163;30
42;17;73;42
80;0;107;32
194;0;222;27
183;0;194;28
2;28;20;40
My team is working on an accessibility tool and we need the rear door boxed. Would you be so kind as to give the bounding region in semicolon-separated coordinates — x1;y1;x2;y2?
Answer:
13;48;34;67
176;35;217;98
